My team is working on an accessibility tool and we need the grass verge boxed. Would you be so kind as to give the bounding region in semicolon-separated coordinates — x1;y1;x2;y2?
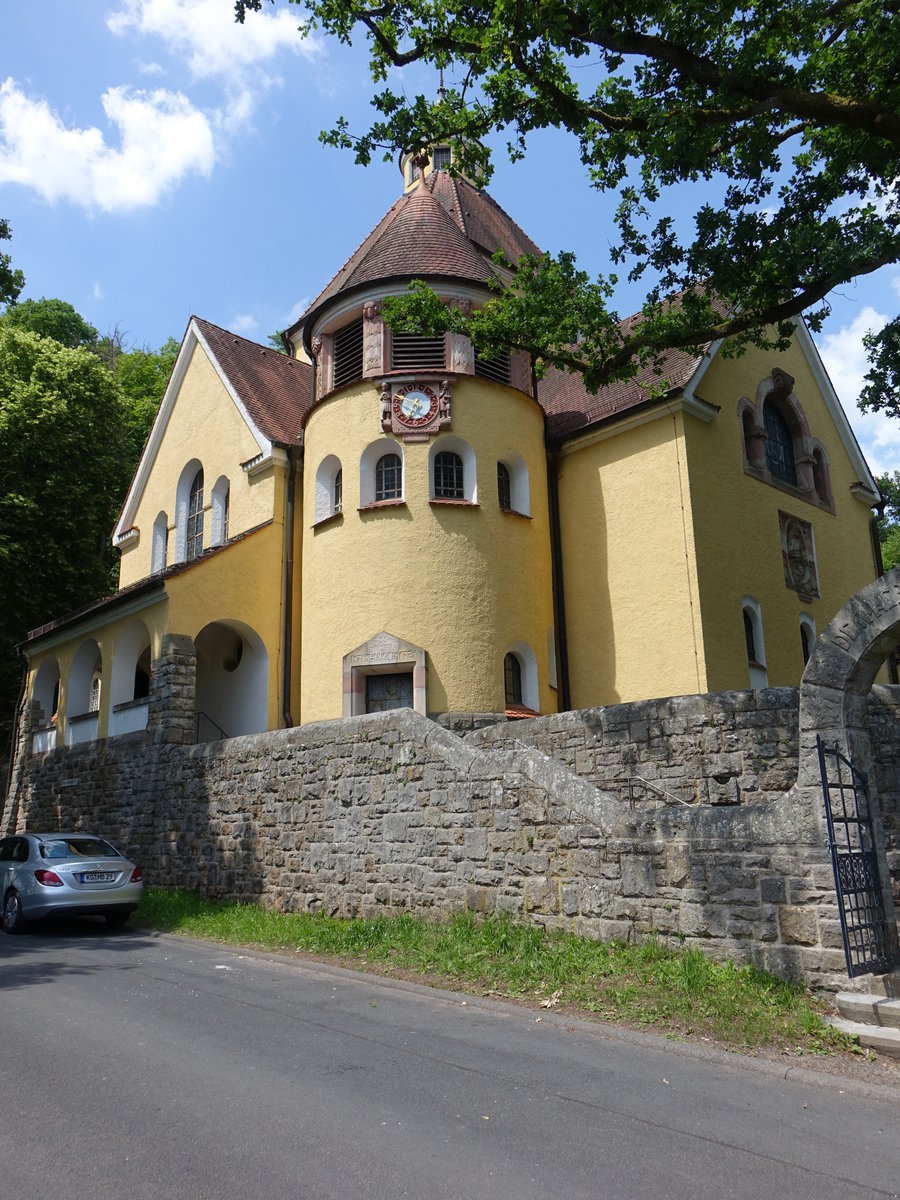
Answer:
135;888;851;1056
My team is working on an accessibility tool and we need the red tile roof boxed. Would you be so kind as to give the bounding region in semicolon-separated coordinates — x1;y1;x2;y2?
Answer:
298;172;542;336
538;344;706;440
193;317;313;446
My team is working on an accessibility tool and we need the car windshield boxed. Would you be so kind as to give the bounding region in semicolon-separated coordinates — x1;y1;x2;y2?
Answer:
40;838;120;860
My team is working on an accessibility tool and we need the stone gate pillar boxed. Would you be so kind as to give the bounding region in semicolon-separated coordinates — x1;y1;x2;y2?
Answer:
148;633;197;745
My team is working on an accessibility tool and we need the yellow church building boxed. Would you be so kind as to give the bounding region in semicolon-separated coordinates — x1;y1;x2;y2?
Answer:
17;147;884;749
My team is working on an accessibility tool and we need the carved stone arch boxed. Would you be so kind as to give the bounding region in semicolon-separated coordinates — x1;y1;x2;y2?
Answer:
799;567;900;774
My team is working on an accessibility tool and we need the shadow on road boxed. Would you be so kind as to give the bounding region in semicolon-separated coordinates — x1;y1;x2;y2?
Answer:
0;918;157;989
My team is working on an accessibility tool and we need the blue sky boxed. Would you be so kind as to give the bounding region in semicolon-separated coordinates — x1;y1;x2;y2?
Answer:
2;0;898;477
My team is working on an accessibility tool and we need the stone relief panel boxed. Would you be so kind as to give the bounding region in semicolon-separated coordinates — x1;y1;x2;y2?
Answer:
780;512;819;599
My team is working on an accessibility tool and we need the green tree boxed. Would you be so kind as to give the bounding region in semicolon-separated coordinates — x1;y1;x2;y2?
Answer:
877;471;900;571
238;0;900;405
113;336;179;463
0;219;24;309
0;327;130;753
3;297;99;350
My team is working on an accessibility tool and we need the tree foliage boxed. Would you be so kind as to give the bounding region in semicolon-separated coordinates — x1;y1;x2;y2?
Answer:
238;0;900;403
0;219;24;309
3;296;99;350
877;471;900;571
0;298;176;755
0;327;130;751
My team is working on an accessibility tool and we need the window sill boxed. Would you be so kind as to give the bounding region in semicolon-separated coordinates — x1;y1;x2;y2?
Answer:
742;464;835;514
430;498;478;507
358;499;407;512
500;506;532;520
312;511;344;531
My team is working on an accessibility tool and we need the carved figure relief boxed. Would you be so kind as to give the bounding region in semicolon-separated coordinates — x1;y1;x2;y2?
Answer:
780;512;819;599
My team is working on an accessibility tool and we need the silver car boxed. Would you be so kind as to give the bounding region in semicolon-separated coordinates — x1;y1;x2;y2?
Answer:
1;832;143;933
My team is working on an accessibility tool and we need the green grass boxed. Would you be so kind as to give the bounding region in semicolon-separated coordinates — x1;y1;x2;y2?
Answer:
135;888;849;1055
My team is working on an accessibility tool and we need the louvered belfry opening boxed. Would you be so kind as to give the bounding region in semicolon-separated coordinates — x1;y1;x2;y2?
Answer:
475;349;511;385
391;331;446;371
333;317;364;389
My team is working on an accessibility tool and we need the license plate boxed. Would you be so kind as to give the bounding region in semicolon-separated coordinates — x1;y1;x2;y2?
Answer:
81;872;116;883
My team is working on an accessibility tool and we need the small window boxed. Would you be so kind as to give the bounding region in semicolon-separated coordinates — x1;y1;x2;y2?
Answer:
432;147;451;171
334;469;343;514
497;462;512;511
410;160;420;184
89;675;101;713
434;451;464;499
504;653;522;706
744;611;759;664
375;453;403;501
333;317;364;389
812;448;831;505
187;469;204;560
764;401;797;486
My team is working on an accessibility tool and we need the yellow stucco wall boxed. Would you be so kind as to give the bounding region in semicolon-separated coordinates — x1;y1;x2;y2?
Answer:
684;341;878;690
299;377;555;721
558;409;706;707
118;342;277;588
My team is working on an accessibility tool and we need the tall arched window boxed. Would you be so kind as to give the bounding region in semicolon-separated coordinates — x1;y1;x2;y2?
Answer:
497;462;511;511
434;451;464;499
187;469;204;560
375;453;402;501
334;469;342;514
504;652;522;705
763;401;797;486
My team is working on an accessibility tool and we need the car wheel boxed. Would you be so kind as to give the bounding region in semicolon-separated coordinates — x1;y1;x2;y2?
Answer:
3;889;28;934
105;912;130;929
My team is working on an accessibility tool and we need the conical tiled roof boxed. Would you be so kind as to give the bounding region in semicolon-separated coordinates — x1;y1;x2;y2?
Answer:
297;171;542;339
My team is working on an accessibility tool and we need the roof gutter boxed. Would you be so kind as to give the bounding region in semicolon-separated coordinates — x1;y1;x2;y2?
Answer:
537;362;571;712
281;445;301;727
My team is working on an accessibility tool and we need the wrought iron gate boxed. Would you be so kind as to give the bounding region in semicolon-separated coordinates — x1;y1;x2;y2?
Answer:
818;736;896;978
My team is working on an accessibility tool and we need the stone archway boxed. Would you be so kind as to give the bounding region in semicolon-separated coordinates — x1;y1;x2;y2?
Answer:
798;565;900;967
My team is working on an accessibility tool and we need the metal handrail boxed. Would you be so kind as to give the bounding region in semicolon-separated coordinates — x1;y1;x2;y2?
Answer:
195;711;228;742
626;775;693;810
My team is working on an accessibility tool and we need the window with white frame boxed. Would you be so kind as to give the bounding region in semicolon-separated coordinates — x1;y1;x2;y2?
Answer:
151;511;168;574
360;440;405;508
314;455;344;522
799;614;816;666
211;476;230;546
496;451;530;515
742;597;768;689
429;436;477;503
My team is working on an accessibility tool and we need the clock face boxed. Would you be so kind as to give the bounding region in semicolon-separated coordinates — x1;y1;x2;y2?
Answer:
394;385;438;425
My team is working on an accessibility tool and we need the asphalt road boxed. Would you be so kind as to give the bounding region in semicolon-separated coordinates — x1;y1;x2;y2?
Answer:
1;922;898;1200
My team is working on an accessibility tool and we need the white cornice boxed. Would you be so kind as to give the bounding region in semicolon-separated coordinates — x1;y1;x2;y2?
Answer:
25;586;168;656
113;319;273;542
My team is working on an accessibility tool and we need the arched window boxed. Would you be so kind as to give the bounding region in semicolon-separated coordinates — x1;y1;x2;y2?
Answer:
504;652;522;705
89;675;101;713
497;462;511;511
211;476;230;547
799;614;816;667
315;455;344;521
742;597;768;689
376;453;403;501
151;511;168;573
434;451;464;499
763;400;797;486
187;469;204;560
812;447;832;506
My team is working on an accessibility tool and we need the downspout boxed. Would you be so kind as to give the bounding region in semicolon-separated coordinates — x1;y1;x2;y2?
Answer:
281;444;300;727
536;363;571;712
870;490;899;684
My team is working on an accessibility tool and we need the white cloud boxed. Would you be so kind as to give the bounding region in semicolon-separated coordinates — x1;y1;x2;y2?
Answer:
816;307;900;478
283;297;310;327
107;0;321;82
0;78;215;212
230;312;259;335
92;281;104;300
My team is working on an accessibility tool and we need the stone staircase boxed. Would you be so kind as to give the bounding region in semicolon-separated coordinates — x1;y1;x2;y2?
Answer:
827;974;900;1058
